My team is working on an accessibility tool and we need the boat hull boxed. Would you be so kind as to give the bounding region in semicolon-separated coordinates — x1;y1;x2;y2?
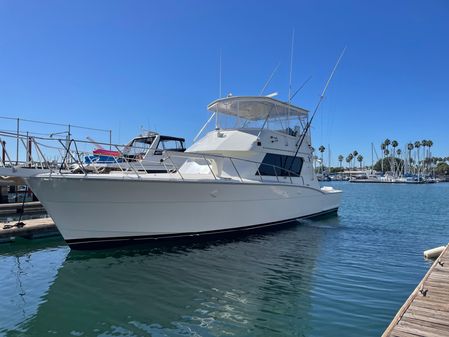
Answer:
25;176;341;249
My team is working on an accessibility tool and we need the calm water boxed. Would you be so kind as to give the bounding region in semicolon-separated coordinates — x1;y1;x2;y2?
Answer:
1;182;449;337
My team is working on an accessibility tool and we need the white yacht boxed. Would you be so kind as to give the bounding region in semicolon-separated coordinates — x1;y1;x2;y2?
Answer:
82;131;186;173
3;96;341;249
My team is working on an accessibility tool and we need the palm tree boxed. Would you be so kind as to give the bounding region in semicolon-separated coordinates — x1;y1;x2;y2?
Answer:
352;150;358;168
407;143;414;174
357;155;363;168
414;141;421;173
338;155;344;168
347;153;354;169
422;140;429;171
318;145;325;173
391;140;398;174
396;149;402;175
427;140;433;173
345;156;351;169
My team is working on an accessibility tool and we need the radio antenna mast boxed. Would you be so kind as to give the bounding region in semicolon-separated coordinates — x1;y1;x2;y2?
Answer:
288;29;295;129
219;49;222;98
288;29;295;103
216;49;222;129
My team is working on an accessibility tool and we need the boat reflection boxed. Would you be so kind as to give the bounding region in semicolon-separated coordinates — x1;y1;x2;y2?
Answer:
3;217;339;336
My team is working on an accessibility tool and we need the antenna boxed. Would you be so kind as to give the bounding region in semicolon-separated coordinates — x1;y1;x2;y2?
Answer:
216;49;222;129
288;29;295;103
289;47;347;169
259;62;281;95
287;29;295;130
219;49;222;98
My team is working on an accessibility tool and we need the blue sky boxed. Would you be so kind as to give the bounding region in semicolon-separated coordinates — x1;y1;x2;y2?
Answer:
0;0;448;165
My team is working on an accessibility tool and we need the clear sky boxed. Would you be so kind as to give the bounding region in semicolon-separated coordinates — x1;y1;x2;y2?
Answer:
0;0;448;166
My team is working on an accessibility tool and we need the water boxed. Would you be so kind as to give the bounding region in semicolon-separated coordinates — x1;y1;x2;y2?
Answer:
1;182;448;337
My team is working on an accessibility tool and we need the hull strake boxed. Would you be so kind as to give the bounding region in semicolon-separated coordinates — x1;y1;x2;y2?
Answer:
25;176;341;249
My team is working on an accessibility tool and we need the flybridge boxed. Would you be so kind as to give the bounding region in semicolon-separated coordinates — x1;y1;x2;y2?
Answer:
207;96;309;121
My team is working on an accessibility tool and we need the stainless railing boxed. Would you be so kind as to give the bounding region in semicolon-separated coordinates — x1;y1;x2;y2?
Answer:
0;131;306;186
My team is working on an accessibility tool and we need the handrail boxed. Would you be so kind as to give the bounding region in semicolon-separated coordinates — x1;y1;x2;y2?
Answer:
163;150;304;181
229;158;243;183
0;131;307;187
0;138;13;167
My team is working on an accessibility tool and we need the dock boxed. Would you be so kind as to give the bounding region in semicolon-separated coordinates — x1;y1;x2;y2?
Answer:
383;244;449;337
0;217;59;243
0;201;44;215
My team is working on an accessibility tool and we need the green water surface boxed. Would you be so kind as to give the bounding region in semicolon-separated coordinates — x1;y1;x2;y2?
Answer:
1;182;448;336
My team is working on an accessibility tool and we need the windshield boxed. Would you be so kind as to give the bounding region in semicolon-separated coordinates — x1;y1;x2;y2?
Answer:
126;137;155;156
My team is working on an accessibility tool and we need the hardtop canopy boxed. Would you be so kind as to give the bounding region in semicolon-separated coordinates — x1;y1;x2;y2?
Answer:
207;96;308;121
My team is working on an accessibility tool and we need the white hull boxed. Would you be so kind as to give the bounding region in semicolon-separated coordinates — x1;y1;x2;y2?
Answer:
26;176;340;249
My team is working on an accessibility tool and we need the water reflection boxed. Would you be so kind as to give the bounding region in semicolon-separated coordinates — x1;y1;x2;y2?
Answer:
2;221;329;337
0;239;68;335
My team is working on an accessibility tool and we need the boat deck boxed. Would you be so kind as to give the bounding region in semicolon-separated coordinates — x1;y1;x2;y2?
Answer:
382;244;449;336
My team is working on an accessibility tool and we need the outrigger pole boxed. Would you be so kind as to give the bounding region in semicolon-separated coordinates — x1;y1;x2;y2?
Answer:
289;75;312;101
260;62;281;96
289;47;347;169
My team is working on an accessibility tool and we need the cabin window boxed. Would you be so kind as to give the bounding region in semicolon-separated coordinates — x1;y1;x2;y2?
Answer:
157;139;185;151
257;154;303;177
127;137;155;156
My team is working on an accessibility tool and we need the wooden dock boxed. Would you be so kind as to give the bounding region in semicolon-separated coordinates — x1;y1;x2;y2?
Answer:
0;217;59;242
0;201;44;215
383;244;449;337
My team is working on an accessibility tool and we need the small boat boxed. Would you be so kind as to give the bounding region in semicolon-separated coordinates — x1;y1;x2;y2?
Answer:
82;131;186;173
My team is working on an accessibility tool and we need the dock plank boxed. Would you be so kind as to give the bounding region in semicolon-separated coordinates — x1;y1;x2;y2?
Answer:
383;244;449;337
0;201;44;215
0;217;59;242
394;320;449;337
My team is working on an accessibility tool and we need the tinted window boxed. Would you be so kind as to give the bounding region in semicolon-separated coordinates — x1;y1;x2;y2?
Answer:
257;154;303;177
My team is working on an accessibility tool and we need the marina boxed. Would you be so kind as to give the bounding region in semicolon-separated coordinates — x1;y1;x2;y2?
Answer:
1;1;448;336
1;181;448;336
